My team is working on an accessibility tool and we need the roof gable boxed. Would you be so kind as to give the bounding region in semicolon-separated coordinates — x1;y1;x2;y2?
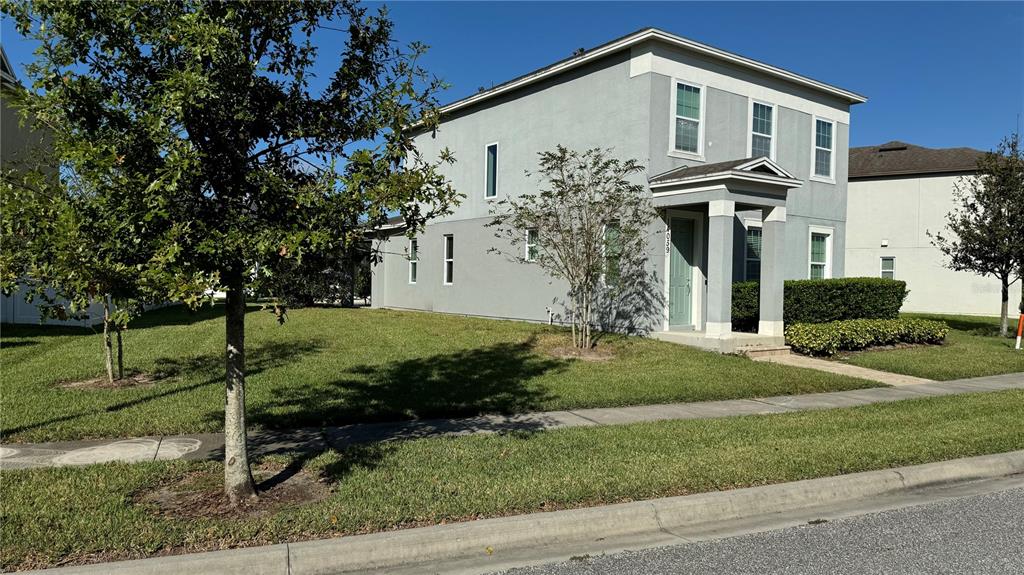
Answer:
849;141;985;178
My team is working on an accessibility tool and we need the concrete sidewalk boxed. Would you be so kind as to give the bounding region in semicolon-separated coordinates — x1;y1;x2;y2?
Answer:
2;372;1021;470
752;353;934;386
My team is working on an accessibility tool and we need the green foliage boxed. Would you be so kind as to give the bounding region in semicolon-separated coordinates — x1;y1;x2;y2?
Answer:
929;132;1024;336
785;318;948;356
487;147;661;348
732;277;909;331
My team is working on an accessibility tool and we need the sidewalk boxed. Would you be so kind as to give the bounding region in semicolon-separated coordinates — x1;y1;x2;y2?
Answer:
2;372;1021;470
752;353;934;386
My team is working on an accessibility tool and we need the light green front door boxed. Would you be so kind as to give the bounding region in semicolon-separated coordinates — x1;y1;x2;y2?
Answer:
669;217;694;327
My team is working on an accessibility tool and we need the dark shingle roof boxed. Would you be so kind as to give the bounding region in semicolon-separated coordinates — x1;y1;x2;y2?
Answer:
649;157;758;184
849;141;985;179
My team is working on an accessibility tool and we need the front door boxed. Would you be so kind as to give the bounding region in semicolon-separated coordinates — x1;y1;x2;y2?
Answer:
669;217;694;327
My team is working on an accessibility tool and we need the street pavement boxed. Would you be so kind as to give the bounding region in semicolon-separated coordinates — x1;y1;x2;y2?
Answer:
492;486;1024;575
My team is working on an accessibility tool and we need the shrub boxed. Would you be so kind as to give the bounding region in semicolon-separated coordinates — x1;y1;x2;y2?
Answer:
785;318;949;356
732;278;909;331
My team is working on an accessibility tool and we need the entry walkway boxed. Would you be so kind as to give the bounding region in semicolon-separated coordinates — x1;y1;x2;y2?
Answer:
1;373;1021;470
752;353;934;386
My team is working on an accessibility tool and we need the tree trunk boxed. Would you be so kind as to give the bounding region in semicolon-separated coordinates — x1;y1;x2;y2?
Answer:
1000;280;1010;337
115;325;124;380
102;298;114;385
224;268;257;505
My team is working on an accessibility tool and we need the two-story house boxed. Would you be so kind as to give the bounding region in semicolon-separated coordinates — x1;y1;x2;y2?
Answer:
371;28;866;352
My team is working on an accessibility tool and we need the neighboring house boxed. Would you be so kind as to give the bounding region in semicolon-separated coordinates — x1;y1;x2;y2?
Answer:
371;27;867;351
0;45;104;327
846;141;1022;316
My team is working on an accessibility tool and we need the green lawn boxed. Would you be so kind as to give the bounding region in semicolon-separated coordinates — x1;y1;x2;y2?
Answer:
0;306;880;443
2;390;1021;571
840;313;1024;380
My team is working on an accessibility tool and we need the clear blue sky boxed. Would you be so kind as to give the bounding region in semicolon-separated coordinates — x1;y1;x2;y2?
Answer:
3;1;1022;151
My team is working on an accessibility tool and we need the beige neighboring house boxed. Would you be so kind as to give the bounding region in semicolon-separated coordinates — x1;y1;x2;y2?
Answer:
0;45;105;326
845;141;1021;316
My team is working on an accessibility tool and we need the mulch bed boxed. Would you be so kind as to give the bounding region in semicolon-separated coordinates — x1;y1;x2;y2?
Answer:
59;372;165;390
135;461;331;520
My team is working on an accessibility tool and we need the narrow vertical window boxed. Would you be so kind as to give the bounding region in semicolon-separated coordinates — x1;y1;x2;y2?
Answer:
809;231;831;279
604;222;622;284
745;225;762;281
443;234;454;285
751;102;773;159
485;143;498;198
408;238;418;284
673;83;701;154
814;119;834;178
525;228;539;262
880;257;895;280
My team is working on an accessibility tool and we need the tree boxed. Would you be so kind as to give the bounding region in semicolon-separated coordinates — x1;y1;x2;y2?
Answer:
5;0;458;504
489;146;660;349
930;132;1024;336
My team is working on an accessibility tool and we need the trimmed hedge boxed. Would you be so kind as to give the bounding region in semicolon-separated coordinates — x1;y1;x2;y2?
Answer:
785;318;949;356
733;278;909;331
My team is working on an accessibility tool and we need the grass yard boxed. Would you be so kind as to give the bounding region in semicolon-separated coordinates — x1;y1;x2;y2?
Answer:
2;390;1022;571
0;305;881;443
840;313;1024;380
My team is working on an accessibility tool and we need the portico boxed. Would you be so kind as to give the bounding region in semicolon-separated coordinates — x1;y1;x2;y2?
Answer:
648;157;802;353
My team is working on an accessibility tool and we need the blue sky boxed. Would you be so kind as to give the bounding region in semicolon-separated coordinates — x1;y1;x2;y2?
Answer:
3;2;1022;151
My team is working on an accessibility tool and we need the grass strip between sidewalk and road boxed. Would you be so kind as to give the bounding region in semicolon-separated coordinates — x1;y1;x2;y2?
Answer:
3;389;1023;571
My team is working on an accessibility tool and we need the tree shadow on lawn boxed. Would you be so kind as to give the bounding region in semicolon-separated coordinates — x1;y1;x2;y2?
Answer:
247;337;568;430
938;316;1008;338
1;338;325;439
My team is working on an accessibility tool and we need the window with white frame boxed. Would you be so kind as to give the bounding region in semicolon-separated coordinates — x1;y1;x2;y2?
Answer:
813;119;834;178
525;228;539;262
673;82;702;154
744;224;762;281
751;102;773;159
485;143;498;198
880;256;895;280
809;228;833;279
442;235;454;285
408;238;418;284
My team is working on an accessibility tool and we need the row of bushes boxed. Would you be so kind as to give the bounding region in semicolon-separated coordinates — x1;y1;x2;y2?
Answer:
784;318;949;356
733;278;909;331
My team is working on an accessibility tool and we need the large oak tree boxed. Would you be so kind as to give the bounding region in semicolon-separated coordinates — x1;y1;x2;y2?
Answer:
3;0;457;503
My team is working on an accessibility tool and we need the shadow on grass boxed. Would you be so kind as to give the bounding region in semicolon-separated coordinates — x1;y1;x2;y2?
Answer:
248;337;567;430
127;303;270;331
1;339;325;439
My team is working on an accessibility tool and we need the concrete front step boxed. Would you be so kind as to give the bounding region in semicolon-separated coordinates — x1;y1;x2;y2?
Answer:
737;345;791;358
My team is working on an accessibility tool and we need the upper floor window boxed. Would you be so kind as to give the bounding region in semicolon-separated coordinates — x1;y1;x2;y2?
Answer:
813;119;834;179
525;228;539;262
443;235;454;285
880;256;895;280
485;143;498;198
744;224;762;281
408;238;418;284
751;102;774;159
673;82;702;155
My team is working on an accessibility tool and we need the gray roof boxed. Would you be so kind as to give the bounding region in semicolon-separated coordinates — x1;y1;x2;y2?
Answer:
849;141;985;179
649;157;757;184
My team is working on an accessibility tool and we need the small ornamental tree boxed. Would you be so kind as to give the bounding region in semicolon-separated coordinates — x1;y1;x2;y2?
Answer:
930;132;1024;336
489;146;660;349
5;0;458;504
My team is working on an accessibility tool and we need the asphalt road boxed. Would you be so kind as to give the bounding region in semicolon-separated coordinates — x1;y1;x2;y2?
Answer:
493;486;1024;575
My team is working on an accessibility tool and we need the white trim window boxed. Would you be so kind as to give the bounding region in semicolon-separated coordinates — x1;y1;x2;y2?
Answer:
485;142;499;198
442;234;454;285
880;256;896;280
671;81;703;157
808;226;833;279
408;238;418;284
750;101;774;160
744;223;762;281
812;118;835;180
525;228;539;262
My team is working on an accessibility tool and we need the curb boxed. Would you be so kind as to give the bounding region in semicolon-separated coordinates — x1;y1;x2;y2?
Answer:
27;450;1024;574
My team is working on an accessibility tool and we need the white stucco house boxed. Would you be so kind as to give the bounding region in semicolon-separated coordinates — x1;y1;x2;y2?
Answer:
845;141;1022;316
